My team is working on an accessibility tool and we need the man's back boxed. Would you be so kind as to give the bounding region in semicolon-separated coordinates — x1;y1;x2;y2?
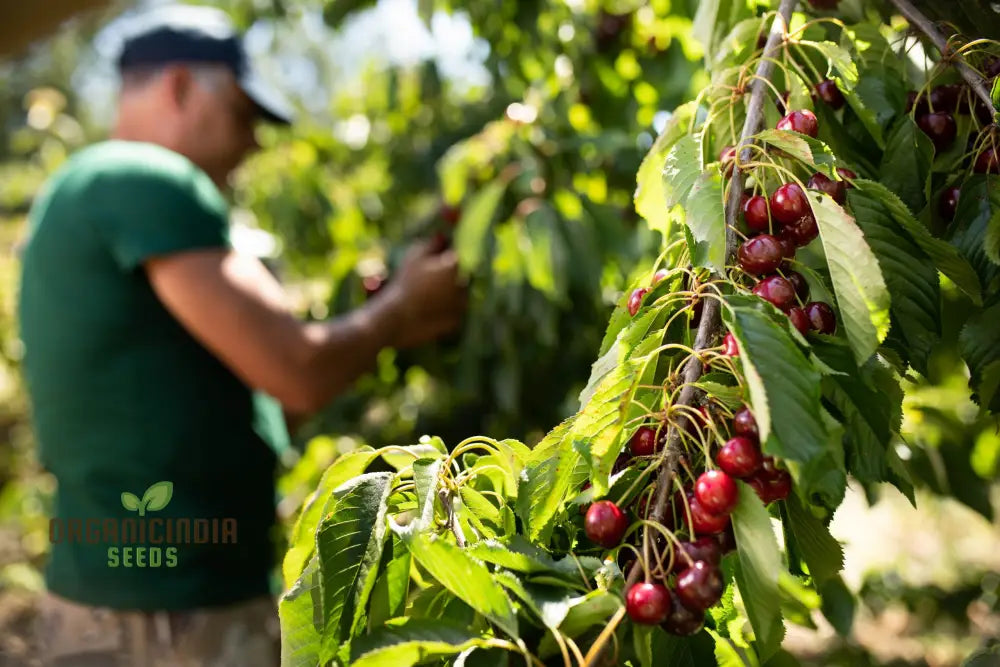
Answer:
19;140;287;610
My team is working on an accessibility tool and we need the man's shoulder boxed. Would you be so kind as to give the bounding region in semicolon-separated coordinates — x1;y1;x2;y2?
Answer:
68;141;210;187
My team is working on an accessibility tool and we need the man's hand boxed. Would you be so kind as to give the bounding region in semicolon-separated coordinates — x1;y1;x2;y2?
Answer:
380;240;468;349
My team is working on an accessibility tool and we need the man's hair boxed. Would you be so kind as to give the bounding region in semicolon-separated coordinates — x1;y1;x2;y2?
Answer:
120;62;232;93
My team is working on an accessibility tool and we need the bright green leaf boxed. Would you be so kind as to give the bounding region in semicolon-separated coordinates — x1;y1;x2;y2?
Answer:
350;618;490;667
784;493;843;586
878;116;934;215
663;133;702;208
685;171;727;272
455;178;507;273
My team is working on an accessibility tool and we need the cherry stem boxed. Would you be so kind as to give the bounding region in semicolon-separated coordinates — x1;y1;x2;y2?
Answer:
888;0;995;115
623;0;799;593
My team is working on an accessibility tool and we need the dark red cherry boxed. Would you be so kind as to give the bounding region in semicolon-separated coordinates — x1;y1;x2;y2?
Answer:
717;436;764;478
917;111;957;152
906;91;929;115
776;234;797;259
737;234;784;275
804;301;837;334
695;470;739;515
629;426;660;457
732;406;758;440
675;561;725;611
626;582;672;625
782;214;819;247
723;332;739;357
584;500;628;548
814;80;844;109
767;469;793;502
807;172;846;204
836;167;857;184
742;195;770;231
685;494;731;535
770;183;810;225
939;186;960;221
671;536;723;573
628;287;649;317
788;306;811;335
776;109;819;138
974;147;1000;174
784;270;809;301
753;275;797;311
930;84;963;113
661;597;705;636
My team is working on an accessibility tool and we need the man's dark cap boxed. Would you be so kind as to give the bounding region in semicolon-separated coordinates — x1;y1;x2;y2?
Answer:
115;5;293;125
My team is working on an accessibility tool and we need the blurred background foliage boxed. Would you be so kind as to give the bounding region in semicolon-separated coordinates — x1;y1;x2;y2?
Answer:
0;0;997;665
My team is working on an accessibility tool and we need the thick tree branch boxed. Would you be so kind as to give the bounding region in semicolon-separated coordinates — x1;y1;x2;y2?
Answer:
889;0;995;114
625;0;799;590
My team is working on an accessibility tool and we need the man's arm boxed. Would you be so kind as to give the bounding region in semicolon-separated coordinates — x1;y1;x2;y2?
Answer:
144;243;465;415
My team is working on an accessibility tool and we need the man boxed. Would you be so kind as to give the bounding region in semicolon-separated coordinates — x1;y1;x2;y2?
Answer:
18;5;466;666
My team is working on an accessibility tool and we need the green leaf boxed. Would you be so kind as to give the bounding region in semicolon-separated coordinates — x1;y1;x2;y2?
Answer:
663;133;702;208
854;178;982;305
350;618;490;667
393;529;519;638
141;481;173;513
692;380;744;411
279;554;323;667
556;589;623;638
721;296;828;463
465;537;601;581
368;537;410;629
283;447;381;587
316;472;394;661
120;492;140;512
515;417;587;544
459;486;501;539
783;493;843;586
635;101;697;238
846;188;941;375
819;576;855;637
809;191;891;364
992;75;1000;110
732;481;785;660
755;130;835;169
986;205;1000;265
707;628;755;666
634;625;654;667
878;116;934;215
413;458;442;527
803;40;884;148
455;178;507;273
685;171;727;272
960;301;1000;413
950;175;1000;294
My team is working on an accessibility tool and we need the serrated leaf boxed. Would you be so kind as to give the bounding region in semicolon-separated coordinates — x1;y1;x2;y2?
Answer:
515;418;586;544
685;171;727;272
879;116;934;215
635;101;698;238
368;536;410;629
784;493;843;586
459;487;501;539
732;482;785;660
960;302;1000;413
455;178;507;273
279;554;323;667
413;458;442;527
819;575;855;637
556;589;623;637
950;175;1000;295
316;472;394;661
810;192;891;364
755;129;833;168
634;625;654;667
692;381;744;410
803;40;884;147
394;530;519;638
986;207;1000;265
465;537;600;582
855;178;982;304
706;628;755;666
283;447;381;587
847;188;941;375
350;618;490;667
494;571;581;630
663;133;702;208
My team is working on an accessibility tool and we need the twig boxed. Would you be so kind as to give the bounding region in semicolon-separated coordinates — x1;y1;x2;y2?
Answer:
624;0;800;590
582;605;627;667
889;0;995;114
438;489;466;547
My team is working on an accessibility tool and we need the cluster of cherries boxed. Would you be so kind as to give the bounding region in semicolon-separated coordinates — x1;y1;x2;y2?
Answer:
583;404;791;633
721;109;840;346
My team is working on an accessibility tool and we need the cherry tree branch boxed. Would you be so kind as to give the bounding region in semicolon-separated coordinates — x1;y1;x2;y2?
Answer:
624;0;799;590
889;0;995;113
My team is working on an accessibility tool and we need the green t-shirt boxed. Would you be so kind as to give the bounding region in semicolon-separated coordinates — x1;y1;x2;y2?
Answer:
18;140;290;610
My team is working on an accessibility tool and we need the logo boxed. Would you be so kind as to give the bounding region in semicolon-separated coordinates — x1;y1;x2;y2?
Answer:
121;481;173;517
48;480;239;569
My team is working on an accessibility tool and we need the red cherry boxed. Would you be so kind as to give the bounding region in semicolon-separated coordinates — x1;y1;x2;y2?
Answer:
737;234;784;275
714;523;737;554
753;275;797;311
717;436;763;478
747;475;771;503
441;204;461;226
906;91;929;115
695;470;739;515
675;561;725;611
974;147;1000;174
722;332;739;357
939;186;960;221
767;469;793;502
651;268;669;284
804;301;837;334
629;426;661;457
917;112;957;152
784;270;809;300
776;234;797;259
776;109;819;138
628;287;649;317
732;406;758;440
685;494;731;535
626;582;672;625
814;80;845;109
782;214;819;247
836;167;857;184
671;536;723;573
719;145;737;177
661;597;704;635
930;84;964;114
584;500;628;548
986;57;1000;79
770;183;809;225
788;306;811;334
807;172;846;204
742;195;770;231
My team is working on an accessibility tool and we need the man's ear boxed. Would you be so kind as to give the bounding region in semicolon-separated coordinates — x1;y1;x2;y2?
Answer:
161;65;195;111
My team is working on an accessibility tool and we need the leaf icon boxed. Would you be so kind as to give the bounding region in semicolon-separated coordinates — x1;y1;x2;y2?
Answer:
121;492;141;513
141;481;173;514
